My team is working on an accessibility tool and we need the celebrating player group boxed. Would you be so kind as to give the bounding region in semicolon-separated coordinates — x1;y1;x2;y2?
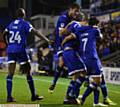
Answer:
2;3;117;106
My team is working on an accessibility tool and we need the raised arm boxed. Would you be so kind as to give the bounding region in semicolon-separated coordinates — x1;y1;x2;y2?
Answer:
31;28;50;43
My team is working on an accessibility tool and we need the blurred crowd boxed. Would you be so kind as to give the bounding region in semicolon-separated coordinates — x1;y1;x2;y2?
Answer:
97;21;120;58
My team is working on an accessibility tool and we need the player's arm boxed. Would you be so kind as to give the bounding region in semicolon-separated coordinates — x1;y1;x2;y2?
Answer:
2;29;9;46
59;27;71;36
25;22;50;43
31;28;50;43
59;21;75;36
61;33;76;46
95;28;103;39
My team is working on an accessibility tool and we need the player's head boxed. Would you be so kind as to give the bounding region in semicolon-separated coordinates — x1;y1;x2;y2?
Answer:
88;17;99;26
16;8;26;18
68;3;81;20
77;12;89;25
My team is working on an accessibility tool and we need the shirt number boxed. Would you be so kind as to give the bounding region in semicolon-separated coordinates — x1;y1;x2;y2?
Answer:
9;31;21;44
82;38;88;52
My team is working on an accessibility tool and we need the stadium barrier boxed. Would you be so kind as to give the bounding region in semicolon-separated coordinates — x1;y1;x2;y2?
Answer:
0;57;7;70
1;57;120;85
103;67;120;85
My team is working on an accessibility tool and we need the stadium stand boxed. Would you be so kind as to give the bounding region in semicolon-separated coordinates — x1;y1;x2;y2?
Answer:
101;51;120;67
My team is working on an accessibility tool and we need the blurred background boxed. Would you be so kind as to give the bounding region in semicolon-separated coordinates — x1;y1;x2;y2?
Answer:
0;0;120;77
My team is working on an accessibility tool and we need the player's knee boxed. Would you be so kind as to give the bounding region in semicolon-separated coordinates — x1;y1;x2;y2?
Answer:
80;71;86;77
72;72;80;81
8;63;16;76
20;62;31;74
58;56;64;67
58;60;64;67
91;77;101;86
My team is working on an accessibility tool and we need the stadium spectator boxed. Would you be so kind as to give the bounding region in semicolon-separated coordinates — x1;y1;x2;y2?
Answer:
37;42;54;75
97;21;120;58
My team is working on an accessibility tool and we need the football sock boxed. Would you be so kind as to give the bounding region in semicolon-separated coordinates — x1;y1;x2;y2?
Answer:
75;76;85;98
100;79;108;99
52;66;62;85
82;82;97;102
6;75;13;97
27;75;36;97
66;80;76;98
94;88;99;104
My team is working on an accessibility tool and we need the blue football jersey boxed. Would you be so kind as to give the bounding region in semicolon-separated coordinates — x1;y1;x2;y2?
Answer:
55;11;72;51
75;26;102;59
5;18;33;53
62;21;81;49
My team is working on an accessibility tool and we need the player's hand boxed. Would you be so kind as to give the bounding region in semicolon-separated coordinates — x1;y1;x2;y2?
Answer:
49;40;54;45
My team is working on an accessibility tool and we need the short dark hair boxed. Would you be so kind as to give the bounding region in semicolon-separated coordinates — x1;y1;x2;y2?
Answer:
88;17;99;26
16;8;25;18
68;3;80;10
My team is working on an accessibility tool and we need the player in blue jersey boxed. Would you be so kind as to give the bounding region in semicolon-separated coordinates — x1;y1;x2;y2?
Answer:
48;3;81;93
61;17;106;106
62;17;116;106
57;14;91;104
3;8;50;102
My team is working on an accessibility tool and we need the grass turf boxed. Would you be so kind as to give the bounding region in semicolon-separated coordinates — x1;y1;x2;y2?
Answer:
0;72;120;107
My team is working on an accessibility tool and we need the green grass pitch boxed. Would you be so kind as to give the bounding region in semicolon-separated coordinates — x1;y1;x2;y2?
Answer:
0;71;120;107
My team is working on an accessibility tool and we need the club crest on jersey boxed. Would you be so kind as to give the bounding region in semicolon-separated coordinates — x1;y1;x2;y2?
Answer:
60;23;65;28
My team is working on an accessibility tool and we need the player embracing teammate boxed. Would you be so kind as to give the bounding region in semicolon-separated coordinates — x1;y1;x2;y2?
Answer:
61;15;116;106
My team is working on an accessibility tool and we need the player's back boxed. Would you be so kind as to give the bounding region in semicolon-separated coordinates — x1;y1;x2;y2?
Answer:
79;26;100;59
6;18;31;53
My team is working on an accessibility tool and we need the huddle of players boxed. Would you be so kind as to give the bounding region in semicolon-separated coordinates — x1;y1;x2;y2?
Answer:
48;3;116;106
2;3;116;106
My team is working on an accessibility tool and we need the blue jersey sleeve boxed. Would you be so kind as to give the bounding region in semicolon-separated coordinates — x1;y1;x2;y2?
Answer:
67;21;81;33
58;16;68;31
76;26;91;32
24;21;33;33
73;28;80;39
95;28;103;39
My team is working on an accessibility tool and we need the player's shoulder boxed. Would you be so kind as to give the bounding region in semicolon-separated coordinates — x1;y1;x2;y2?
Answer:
58;11;69;21
92;26;101;33
6;20;16;29
67;21;81;29
21;20;33;28
22;19;30;25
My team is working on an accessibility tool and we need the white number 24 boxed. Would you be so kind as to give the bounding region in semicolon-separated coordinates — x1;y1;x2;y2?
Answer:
9;31;21;44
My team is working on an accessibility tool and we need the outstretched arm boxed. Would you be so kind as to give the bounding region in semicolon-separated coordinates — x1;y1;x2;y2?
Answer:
31;28;50;43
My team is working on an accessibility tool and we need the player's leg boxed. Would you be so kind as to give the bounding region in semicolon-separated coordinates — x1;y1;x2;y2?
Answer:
101;74;116;105
81;76;101;105
93;87;107;107
63;50;86;104
19;51;43;101
6;53;16;102
49;54;64;92
75;71;86;98
20;62;43;101
64;72;81;104
80;59;107;106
